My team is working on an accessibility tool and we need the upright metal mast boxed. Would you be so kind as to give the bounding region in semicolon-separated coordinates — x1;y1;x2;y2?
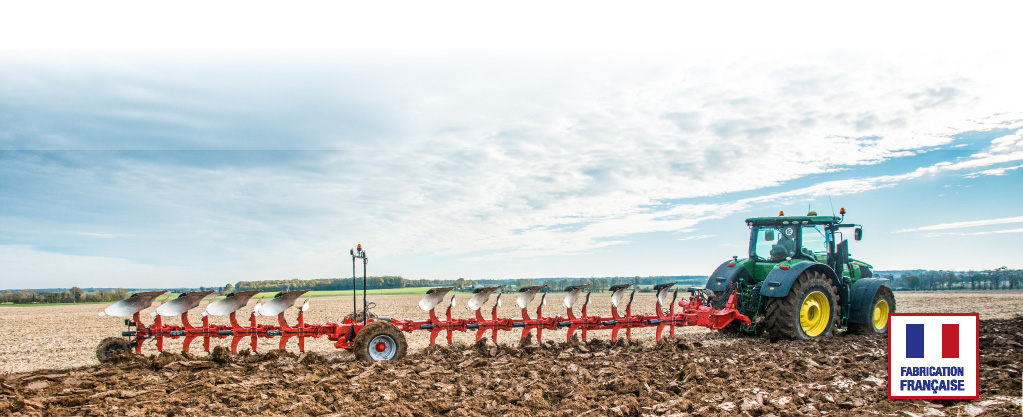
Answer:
350;244;368;325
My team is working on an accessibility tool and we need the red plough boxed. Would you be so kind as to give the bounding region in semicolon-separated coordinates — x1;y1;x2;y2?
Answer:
96;244;750;362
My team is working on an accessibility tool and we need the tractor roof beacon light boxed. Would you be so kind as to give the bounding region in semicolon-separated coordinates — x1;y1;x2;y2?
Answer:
779;211;785;216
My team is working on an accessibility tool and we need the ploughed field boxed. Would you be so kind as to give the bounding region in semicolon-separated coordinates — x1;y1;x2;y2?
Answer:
0;291;1021;415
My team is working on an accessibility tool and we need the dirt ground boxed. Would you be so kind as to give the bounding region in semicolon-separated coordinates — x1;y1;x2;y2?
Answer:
0;291;1021;415
1;291;1021;374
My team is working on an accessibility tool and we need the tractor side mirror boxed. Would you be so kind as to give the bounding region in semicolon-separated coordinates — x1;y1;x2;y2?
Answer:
854;227;862;241
765;230;775;241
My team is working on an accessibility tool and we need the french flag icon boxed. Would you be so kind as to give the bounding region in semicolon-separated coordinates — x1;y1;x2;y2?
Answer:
905;323;959;358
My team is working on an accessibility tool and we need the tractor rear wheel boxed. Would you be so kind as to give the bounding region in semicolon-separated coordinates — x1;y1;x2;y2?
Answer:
765;271;839;340
849;287;895;334
710;288;734;310
353;320;407;362
96;337;130;362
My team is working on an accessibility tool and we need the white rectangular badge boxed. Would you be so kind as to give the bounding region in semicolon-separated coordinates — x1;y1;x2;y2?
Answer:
888;313;979;399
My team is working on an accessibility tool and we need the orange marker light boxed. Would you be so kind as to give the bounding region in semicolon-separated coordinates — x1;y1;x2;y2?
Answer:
779;211;785;216
780;265;790;270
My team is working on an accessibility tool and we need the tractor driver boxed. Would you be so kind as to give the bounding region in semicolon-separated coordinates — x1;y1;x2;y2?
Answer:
770;227;796;262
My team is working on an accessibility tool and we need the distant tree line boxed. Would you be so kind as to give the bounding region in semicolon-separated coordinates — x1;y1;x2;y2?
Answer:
7;269;1015;305
0;275;714;305
882;268;1022;291
473;276;708;293
234;276;407;292
232;275;708;293
0;287;131;305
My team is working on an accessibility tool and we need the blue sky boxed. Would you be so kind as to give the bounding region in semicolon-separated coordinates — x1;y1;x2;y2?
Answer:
1;2;1022;289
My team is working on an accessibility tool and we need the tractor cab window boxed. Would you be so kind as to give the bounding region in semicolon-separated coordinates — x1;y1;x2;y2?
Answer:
753;226;798;262
800;225;828;261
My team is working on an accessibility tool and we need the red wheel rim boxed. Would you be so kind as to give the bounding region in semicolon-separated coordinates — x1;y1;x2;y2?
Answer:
375;341;387;352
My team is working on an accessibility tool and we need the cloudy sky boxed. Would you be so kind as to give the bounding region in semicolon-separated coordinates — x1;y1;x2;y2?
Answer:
1;2;1022;289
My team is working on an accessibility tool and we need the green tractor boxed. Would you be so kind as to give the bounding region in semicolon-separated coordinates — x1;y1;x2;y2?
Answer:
706;208;895;340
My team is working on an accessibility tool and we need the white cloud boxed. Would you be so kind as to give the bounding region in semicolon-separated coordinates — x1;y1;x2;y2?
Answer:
2;45;1022;285
897;216;1023;233
73;232;116;238
966;163;1023;178
0;245;219;289
2;2;1021;56
922;228;1023;238
678;235;714;241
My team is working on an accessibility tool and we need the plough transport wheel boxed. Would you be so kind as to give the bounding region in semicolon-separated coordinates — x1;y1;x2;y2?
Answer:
353;320;407;362
96;337;130;363
765;271;839;340
849;286;895;334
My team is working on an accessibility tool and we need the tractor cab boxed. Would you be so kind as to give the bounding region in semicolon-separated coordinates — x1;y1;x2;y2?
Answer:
746;209;868;280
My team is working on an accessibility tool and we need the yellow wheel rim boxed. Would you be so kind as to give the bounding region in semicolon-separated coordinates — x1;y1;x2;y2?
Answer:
872;299;890;330
800;291;830;337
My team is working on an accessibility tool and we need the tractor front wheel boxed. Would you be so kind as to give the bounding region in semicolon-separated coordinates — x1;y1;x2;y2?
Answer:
353;320;408;362
96;337;130;362
765;271;839;340
849;287;895;334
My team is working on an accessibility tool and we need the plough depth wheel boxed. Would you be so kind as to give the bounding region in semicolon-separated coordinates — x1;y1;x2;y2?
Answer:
96;337;130;363
353;320;407;362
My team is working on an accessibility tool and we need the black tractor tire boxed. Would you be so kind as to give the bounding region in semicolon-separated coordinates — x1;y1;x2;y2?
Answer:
765;271;840;341
849;287;895;334
353;320;407;362
710;289;733;310
96;337;130;362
